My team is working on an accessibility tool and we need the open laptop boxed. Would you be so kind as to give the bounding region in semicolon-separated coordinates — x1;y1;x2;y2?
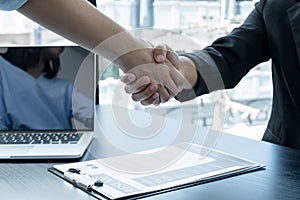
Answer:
0;45;96;159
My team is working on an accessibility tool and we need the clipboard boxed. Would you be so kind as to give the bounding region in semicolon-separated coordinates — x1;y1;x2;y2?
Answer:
48;143;265;200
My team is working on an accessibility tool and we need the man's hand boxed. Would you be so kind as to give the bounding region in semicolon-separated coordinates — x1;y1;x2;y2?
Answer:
121;44;182;105
121;44;197;106
121;61;186;105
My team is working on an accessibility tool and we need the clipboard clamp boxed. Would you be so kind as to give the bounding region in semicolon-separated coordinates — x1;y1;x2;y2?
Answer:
64;168;103;192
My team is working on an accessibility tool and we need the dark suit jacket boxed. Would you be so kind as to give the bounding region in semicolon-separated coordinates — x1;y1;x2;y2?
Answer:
180;0;300;149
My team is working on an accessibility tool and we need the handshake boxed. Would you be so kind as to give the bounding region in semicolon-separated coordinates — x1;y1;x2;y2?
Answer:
119;44;198;106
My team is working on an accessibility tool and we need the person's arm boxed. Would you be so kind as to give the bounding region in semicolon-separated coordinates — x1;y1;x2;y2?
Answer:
17;0;185;97
17;0;151;71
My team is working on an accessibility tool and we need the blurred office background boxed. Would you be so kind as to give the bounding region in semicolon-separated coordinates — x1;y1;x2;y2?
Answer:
0;0;271;141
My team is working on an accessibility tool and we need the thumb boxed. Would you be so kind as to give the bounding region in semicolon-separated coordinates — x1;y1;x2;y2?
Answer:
153;44;167;63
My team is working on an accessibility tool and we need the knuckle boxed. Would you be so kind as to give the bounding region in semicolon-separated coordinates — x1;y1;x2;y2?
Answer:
132;94;139;102
141;101;149;106
161;95;170;103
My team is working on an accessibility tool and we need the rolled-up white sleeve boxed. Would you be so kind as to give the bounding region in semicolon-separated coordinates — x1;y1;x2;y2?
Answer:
0;0;28;11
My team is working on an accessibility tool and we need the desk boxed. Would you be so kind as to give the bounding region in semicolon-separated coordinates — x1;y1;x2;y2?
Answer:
0;105;299;200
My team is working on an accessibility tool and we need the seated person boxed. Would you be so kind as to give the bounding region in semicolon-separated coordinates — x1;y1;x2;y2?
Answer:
0;47;93;130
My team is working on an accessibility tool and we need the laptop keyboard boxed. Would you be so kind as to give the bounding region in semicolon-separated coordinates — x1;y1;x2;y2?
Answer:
0;132;83;145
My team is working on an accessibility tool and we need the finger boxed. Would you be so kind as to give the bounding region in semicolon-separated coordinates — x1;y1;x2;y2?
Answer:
120;73;136;84
157;85;171;103
124;76;150;94
140;92;160;106
153;94;161;106
131;83;158;102
153;44;167;63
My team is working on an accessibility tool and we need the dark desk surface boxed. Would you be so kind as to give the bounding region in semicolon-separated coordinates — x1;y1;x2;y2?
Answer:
1;106;300;200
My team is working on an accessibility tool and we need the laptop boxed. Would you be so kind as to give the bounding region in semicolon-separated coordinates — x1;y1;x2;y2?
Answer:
0;45;96;159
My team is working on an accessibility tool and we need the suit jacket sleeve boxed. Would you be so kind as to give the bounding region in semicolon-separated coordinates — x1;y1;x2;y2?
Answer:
176;0;271;102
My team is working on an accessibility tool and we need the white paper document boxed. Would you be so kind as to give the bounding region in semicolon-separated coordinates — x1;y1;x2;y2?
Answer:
50;143;264;199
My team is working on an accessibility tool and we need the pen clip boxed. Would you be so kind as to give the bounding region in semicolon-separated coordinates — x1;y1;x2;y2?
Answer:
64;171;92;191
64;168;103;192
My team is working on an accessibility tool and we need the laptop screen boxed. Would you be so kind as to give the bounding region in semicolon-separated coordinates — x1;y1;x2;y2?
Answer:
0;46;95;132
